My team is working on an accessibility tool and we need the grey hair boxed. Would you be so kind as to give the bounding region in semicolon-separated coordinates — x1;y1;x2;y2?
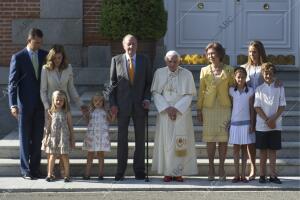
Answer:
164;50;181;62
122;34;137;44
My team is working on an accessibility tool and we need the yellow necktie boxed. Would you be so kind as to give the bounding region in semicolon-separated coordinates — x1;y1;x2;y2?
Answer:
129;58;134;84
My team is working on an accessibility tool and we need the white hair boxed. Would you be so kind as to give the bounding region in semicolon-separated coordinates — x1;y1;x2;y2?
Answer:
164;50;181;62
122;34;137;44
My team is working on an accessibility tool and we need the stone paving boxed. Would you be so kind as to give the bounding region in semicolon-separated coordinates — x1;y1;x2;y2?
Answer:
0;176;299;192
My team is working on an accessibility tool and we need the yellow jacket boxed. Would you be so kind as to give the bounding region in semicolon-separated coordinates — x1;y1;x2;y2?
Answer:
197;64;234;110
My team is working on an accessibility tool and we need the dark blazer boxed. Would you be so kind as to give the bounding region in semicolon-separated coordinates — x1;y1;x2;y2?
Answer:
109;53;152;116
8;48;48;111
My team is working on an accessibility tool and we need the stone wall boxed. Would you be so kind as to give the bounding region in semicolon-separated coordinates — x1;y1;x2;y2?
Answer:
0;0;165;86
0;0;111;68
0;0;40;66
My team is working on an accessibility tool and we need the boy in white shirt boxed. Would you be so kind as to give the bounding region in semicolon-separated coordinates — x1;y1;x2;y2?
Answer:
254;62;286;184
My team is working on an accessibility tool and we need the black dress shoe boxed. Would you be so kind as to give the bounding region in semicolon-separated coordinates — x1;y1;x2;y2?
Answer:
114;174;124;181
135;172;145;180
32;172;44;179
22;173;33;180
45;175;55;182
269;176;282;184
259;176;267;183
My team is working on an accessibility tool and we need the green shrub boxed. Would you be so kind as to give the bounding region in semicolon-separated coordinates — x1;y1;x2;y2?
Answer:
100;0;167;40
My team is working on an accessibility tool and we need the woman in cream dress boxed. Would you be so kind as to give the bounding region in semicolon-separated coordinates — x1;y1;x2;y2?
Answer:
40;44;87;113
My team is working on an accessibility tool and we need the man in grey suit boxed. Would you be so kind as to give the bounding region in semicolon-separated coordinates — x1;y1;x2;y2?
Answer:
109;34;152;181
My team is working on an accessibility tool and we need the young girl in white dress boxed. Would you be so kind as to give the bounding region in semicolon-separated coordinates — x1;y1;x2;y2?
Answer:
43;90;75;182
229;67;255;183
82;94;114;180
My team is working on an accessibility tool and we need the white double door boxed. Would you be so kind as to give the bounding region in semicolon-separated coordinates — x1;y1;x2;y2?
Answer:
164;0;299;66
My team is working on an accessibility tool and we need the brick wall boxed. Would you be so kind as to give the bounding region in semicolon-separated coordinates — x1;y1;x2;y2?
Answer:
0;0;110;67
0;0;40;66
83;0;109;46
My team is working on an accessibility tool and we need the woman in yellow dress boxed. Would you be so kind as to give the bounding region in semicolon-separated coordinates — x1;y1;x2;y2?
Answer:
197;42;234;181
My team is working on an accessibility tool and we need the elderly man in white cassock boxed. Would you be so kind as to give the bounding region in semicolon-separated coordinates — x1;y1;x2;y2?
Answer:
151;50;198;182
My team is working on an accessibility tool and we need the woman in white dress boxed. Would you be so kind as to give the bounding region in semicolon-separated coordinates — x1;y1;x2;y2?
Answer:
151;51;198;182
241;41;267;180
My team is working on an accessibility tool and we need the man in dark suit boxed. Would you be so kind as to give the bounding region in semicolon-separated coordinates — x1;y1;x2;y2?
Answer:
8;28;48;179
109;34;152;181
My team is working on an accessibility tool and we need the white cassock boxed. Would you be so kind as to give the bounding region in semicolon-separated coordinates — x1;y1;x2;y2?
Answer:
151;66;198;176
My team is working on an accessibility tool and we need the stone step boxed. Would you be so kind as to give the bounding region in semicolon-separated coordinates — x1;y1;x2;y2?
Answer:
75;96;300;112
75;125;300;141
79;81;300;103
192;82;299;97
0;158;299;176
73;125;299;142
181;65;300;81
4;125;299;144
0;177;299;192
0;140;298;159
72;110;300;126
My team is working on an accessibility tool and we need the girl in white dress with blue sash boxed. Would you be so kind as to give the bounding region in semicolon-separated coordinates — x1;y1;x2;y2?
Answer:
229;67;255;183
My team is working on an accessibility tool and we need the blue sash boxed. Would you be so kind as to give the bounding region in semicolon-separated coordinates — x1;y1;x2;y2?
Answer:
231;120;250;126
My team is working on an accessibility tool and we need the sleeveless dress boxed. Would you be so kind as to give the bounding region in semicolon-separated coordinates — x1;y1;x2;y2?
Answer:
44;111;70;154
82;108;111;152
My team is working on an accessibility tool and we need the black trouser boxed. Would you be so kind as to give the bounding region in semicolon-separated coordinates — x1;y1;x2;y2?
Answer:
19;108;44;175
116;114;145;176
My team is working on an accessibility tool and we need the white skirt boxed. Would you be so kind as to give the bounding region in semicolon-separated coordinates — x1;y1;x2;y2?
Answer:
229;125;255;145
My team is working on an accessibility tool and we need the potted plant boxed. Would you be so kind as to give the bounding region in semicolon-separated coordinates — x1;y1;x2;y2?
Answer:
100;0;167;63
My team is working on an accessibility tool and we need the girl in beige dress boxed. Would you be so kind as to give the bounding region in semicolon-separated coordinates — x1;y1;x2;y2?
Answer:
43;90;75;182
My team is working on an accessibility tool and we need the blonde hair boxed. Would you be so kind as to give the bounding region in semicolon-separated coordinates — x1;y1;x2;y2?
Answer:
247;41;267;66
89;93;105;111
50;90;70;113
45;44;69;71
261;62;276;74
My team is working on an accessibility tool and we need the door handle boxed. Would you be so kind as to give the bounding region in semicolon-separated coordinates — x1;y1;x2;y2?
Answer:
263;3;270;10
197;2;204;10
